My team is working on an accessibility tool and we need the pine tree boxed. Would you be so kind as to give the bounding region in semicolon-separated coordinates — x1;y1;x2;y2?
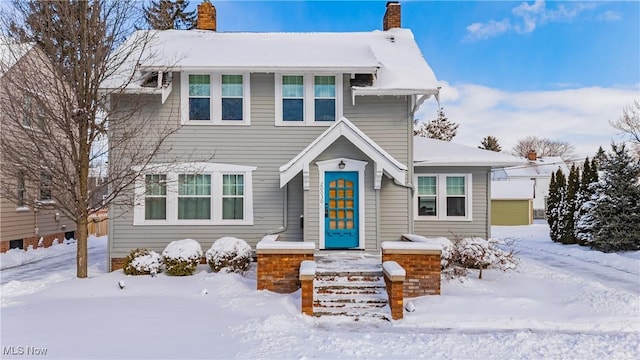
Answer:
574;158;595;245
143;0;196;30
546;169;566;242
587;144;640;252
425;107;459;141
479;136;502;152
559;164;580;244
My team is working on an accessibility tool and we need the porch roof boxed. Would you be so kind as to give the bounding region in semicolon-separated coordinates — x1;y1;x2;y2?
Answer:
279;117;407;190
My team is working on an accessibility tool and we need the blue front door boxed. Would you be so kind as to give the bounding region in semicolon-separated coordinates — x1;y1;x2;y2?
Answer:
325;171;359;249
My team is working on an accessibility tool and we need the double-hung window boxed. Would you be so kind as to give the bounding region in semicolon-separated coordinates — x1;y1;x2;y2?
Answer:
414;174;472;221
22;95;44;129
145;174;167;220
182;73;250;124
314;76;336;121
222;174;244;220
178;174;211;220
275;74;342;125
16;173;25;207
134;163;256;226
188;75;211;121
282;75;304;122
39;173;52;201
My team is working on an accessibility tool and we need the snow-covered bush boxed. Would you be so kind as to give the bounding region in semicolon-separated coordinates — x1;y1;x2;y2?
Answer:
162;239;203;276
205;237;252;273
443;237;517;279
123;248;162;275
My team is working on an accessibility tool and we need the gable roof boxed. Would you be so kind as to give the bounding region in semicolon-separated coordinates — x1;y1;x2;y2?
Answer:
0;40;35;79
498;157;570;177
413;137;526;167
103;28;440;97
280;117;407;190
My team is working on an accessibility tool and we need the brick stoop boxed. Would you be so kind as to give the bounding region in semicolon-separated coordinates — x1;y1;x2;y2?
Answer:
313;268;390;321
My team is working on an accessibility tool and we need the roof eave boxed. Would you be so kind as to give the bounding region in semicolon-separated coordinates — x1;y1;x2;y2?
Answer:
140;65;379;74
352;87;439;97
414;161;527;168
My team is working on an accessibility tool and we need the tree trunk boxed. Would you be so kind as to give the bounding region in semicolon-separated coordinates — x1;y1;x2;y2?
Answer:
76;215;88;278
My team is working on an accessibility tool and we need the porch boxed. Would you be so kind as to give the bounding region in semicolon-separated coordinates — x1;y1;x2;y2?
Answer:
256;240;442;320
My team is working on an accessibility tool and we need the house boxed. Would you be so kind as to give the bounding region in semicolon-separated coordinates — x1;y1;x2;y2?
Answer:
492;150;569;218
490;180;534;226
0;41;76;252
104;1;524;271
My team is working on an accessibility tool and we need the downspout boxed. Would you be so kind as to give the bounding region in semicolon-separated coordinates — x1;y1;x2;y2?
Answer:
407;95;415;235
486;170;491;239
265;183;288;235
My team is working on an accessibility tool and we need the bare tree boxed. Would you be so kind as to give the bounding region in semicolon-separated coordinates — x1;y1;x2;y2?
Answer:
0;1;180;278
611;100;640;156
511;136;577;160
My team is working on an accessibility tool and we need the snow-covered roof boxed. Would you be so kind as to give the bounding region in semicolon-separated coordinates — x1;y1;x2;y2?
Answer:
491;180;534;200
0;40;34;78
413;137;526;168
500;157;569;178
103;28;440;97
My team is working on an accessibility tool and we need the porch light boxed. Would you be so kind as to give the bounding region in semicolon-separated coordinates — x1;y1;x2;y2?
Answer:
338;160;346;169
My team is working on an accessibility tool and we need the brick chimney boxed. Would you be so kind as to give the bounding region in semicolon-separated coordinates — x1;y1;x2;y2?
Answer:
527;150;537;161
197;1;217;31
383;1;401;30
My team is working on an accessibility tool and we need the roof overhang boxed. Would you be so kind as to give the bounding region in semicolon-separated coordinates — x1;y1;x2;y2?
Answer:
414;160;526;168
140;65;379;74
279;117;407;190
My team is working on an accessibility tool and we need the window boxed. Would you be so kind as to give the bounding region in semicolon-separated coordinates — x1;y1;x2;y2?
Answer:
22;95;44;129
282;75;304;122
221;75;243;121
178;174;211;220
133;163;256;226
222;174;244;220
17;173;25;207
414;174;472;221
314;76;336;121
182;73;250;125
188;74;211;121
275;74;343;126
417;176;437;216
39;173;52;201
446;176;466;217
145;174;166;220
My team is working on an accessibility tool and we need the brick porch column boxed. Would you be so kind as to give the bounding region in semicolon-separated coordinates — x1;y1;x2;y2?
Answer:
299;260;316;316
381;241;442;297
256;241;315;293
383;261;406;320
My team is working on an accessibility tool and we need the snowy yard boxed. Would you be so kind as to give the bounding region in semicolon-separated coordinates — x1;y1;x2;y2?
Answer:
1;223;639;359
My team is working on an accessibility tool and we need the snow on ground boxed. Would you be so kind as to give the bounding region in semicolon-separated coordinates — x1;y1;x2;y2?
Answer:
1;226;638;359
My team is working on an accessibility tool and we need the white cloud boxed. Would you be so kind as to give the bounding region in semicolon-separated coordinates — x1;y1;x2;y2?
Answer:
597;10;622;22
466;0;599;40
417;82;639;159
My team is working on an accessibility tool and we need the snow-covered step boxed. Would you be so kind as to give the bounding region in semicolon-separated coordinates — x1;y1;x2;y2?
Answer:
313;270;390;321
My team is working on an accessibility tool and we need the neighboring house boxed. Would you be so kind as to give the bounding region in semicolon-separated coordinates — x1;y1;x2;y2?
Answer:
88;166;108;210
492;150;569;218
104;2;524;270
490;180;534;226
0;41;76;252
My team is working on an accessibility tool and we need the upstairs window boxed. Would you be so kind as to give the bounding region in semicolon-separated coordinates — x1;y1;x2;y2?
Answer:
221;75;244;121
282;75;304;122
275;74;342;126
314;76;336;121
188;75;211;121
182;73;250;125
22;95;45;129
17;173;25;207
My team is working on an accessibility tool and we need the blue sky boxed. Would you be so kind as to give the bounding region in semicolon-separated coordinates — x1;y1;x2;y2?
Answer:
210;0;639;158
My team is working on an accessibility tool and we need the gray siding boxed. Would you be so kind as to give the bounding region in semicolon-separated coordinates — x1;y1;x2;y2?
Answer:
380;176;411;242
412;166;491;239
110;73;411;258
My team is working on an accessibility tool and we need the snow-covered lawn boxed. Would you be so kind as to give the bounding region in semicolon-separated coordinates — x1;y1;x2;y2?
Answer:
1;224;639;359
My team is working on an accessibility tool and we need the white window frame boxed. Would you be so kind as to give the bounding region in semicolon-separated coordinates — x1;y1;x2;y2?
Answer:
144;174;167;221
177;174;212;221
275;73;343;126
413;174;473;221
181;72;251;125
133;163;256;226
